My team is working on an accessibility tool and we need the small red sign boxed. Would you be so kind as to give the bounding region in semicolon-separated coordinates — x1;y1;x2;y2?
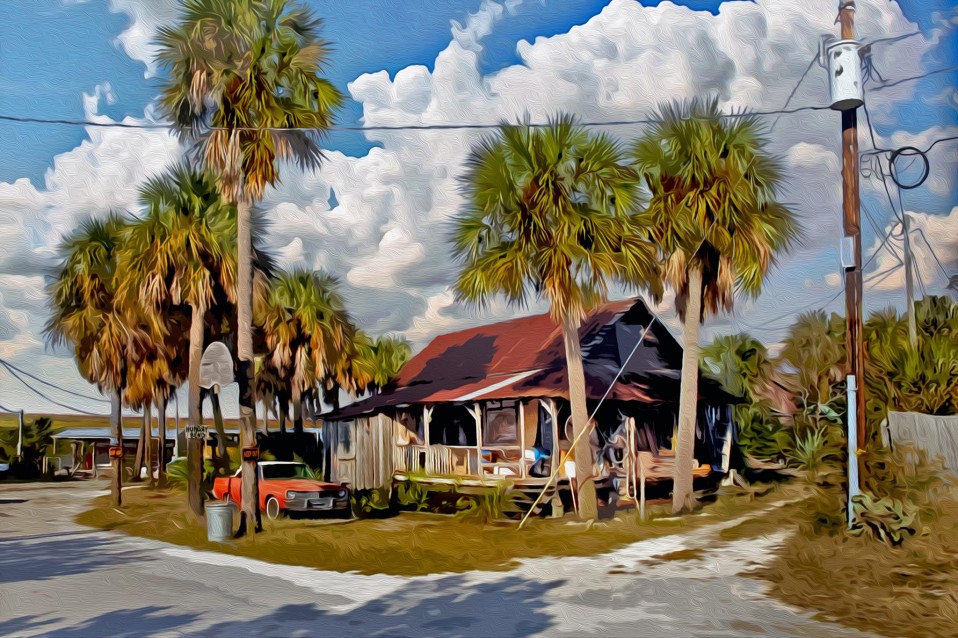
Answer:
108;447;123;459
242;447;260;461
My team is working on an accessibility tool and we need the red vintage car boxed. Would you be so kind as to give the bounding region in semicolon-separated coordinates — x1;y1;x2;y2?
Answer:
212;461;350;520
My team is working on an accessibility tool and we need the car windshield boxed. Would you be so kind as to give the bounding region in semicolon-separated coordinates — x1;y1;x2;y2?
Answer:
260;464;314;480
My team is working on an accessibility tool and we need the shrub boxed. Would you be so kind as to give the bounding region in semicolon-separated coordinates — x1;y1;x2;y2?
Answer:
849;492;918;547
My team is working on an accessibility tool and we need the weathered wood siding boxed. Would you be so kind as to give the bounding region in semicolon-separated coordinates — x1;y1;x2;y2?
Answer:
329;413;397;491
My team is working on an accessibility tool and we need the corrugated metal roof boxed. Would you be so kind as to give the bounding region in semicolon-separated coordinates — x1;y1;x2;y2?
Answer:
331;297;702;419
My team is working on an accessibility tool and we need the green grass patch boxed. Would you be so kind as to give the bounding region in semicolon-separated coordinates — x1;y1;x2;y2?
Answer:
77;480;801;577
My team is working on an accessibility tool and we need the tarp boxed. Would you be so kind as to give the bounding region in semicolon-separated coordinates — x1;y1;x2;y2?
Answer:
883;411;958;474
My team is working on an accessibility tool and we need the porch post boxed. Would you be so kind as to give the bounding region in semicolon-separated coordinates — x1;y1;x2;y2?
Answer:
471;403;483;478
423;406;433;474
518;400;527;478
544;398;559;468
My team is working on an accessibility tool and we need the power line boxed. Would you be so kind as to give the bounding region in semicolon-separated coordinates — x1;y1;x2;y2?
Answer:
865;31;923;47
0;400;17;414
913;227;952;280
861;135;958;160
768;54;819;133
0;359;109;404
869;65;958;91
0;104;832;133
0;365;104;417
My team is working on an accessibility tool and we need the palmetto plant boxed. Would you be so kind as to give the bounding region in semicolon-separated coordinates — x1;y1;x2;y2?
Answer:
452;114;661;520
45;215;149;506
156;0;343;535
632;97;799;513
260;269;353;433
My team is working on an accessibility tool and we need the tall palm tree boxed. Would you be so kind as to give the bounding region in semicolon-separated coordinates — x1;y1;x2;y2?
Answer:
46;215;147;507
452;115;661;520
260;269;352;434
116;165;236;515
632;98;799;513
156;0;343;535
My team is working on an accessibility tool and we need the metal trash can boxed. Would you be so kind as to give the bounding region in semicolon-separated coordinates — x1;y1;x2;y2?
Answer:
206;501;234;542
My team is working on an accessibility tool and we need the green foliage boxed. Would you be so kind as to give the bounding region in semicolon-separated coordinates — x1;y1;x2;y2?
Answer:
455;481;517;523
849;492;919;547
452;113;661;323
166;457;217;488
396;478;432;512
865;297;958;426
351;486;395;519
862;444;949;513
631;97;798;320
0;417;55;478
790;427;838;476
701;333;788;460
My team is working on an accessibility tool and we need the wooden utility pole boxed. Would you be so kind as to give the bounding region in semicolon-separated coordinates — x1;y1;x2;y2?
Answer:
839;0;867;479
903;213;918;348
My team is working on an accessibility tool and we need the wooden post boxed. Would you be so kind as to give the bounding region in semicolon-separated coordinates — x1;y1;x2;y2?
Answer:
903;213;917;349
471;403;483;478
16;410;24;457
839;0;867;480
518;400;526;478
638;451;652;521
423;406;432;473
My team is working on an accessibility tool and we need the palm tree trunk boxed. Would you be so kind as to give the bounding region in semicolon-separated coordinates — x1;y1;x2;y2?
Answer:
292;384;303;435
133;411;146;483
673;262;704;514
187;298;206;516
110;389;123;507
144;402;154;487
157;394;167;488
211;385;228;458
279;395;288;434
236;197;261;536
561;315;599;520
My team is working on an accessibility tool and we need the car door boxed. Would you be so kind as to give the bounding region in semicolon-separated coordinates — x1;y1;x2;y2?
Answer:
229;469;243;503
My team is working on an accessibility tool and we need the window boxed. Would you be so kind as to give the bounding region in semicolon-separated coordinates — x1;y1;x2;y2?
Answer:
483;400;519;445
337;422;354;459
430;404;477;446
396;409;424;445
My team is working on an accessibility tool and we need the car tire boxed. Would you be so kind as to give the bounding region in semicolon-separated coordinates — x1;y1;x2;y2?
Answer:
265;496;282;520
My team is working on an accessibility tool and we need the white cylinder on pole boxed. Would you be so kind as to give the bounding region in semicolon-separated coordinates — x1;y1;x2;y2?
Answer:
826;40;863;111
847;374;860;528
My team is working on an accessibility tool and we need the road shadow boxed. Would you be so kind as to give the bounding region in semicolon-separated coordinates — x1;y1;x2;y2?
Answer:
181;574;564;638
0;534;152;584
3;573;563;638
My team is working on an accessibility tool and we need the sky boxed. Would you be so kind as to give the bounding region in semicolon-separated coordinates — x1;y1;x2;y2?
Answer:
0;0;955;418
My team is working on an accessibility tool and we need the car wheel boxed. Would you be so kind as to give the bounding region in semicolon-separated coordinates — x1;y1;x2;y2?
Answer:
265;496;282;520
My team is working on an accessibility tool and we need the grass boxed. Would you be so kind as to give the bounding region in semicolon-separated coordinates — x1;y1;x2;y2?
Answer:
754;486;958;638
76;481;803;577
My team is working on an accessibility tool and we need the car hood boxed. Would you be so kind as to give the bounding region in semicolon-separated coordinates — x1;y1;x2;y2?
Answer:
265;479;343;492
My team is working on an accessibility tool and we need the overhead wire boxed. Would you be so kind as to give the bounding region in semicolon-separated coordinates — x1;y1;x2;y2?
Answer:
0;364;104;417
0;359;109;404
0;104;833;133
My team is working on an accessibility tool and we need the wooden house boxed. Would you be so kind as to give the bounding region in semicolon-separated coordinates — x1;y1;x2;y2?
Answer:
323;298;736;506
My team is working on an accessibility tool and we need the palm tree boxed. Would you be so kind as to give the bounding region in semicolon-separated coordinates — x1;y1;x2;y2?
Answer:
45;215;147;507
452;115;661;520
260;269;352;434
156;0;343;536
116;165;236;515
701;333;785;462
352;333;411;395
632;97;799;513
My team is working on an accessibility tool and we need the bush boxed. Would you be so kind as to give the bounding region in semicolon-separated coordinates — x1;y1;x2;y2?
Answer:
351;486;396;518
789;427;838;476
166;457;217;488
849;492;918;547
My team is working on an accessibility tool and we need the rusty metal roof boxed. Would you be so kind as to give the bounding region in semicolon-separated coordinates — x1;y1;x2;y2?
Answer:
331;297;710;419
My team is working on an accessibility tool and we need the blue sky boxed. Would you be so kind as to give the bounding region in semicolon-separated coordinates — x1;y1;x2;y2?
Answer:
0;0;955;416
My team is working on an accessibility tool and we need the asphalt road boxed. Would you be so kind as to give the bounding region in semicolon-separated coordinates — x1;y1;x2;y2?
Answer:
0;481;874;638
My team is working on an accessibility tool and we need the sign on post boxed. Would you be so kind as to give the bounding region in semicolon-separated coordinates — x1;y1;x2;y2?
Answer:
185;425;208;440
199;341;235;389
108;447;123;459
242;447;260;461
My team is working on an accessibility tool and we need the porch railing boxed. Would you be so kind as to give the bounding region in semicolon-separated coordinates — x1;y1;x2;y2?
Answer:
394;444;481;477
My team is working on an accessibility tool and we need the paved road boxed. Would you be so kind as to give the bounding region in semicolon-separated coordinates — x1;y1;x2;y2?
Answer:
0;481;874;638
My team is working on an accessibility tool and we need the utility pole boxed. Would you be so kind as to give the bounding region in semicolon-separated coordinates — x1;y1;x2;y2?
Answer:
903;213;917;348
16;410;24;457
835;0;867;510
